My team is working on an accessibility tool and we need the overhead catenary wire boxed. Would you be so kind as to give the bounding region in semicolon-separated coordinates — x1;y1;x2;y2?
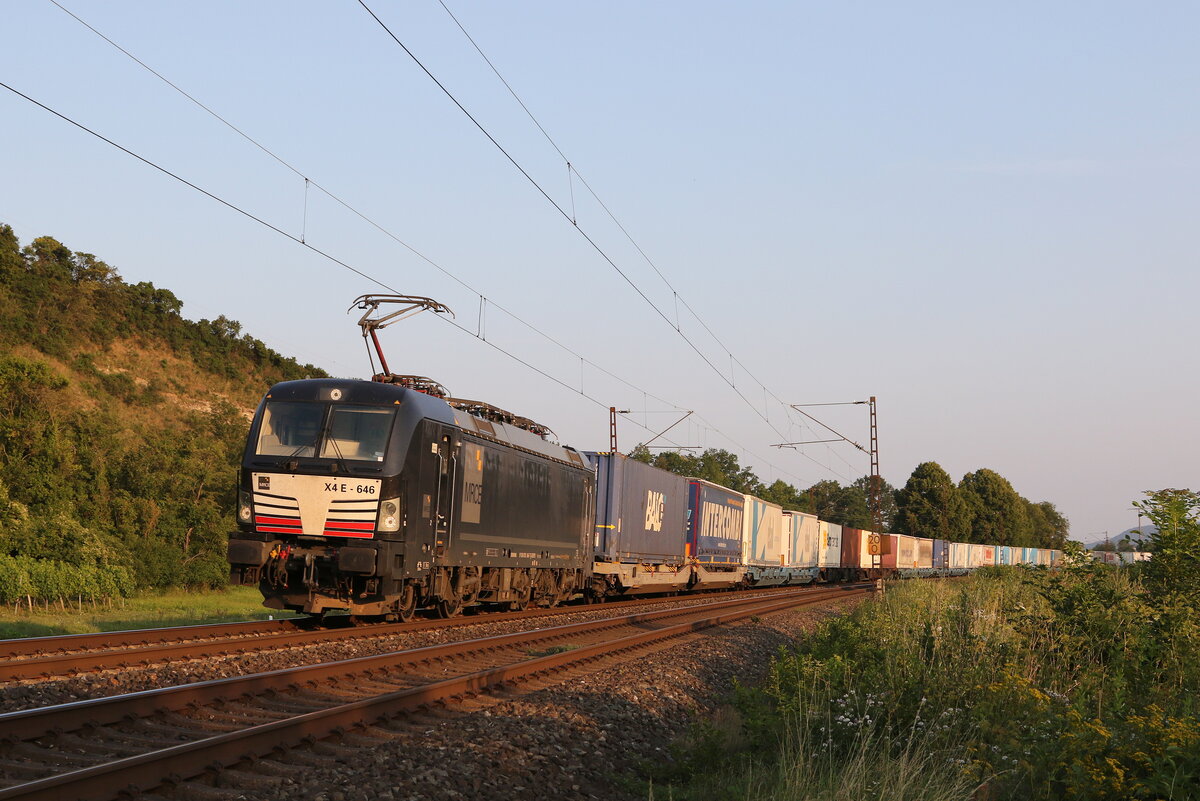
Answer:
429;2;861;482
0;79;713;453
433;0;808;430
39;1;847;485
41;1;671;416
356;1;816;457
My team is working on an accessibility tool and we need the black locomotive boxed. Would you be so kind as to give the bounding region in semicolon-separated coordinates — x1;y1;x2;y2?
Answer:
227;376;594;619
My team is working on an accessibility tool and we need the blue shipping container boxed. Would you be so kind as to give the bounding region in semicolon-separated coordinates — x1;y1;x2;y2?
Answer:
932;539;949;570
687;479;744;565
589;452;689;564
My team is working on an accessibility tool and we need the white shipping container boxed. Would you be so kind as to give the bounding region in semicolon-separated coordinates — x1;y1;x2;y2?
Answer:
784;511;820;568
742;495;784;567
818;521;842;568
950;542;970;570
779;521;792;567
916;538;934;569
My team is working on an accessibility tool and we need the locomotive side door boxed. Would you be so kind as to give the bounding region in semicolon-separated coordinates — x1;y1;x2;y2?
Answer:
432;426;458;560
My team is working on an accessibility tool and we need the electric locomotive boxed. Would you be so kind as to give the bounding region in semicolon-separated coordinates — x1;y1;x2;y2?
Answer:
227;374;595;619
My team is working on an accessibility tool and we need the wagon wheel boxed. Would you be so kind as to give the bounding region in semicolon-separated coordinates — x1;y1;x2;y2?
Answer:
435;595;462;618
508;584;532;613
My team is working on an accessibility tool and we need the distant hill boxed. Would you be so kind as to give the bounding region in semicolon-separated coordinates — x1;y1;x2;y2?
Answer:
1086;525;1158;552
0;223;326;602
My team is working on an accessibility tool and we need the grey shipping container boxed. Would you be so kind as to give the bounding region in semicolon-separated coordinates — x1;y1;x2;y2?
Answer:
588;452;689;564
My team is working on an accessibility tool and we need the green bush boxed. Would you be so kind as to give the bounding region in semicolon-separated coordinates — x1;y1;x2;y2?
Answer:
661;538;1200;800
0;554;133;604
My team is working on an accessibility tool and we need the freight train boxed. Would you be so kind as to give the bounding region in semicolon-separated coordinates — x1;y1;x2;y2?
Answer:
227;374;1063;620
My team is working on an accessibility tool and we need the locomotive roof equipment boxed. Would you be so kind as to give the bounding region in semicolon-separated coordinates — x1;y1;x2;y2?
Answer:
349;293;454;379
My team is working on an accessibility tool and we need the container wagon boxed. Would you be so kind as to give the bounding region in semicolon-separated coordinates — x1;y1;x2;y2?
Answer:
686;479;745;588
587;452;689;597
742;494;787;586
782;510;820;584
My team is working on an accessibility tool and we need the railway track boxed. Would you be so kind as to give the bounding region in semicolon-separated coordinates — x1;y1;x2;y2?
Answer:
0;584;826;682
0;584;871;800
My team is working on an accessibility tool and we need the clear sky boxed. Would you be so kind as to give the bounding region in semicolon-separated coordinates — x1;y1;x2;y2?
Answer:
2;1;1196;542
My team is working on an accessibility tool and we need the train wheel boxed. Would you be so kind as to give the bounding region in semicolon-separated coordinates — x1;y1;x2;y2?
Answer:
508;586;532;612
394;584;417;622
301;610;329;628
435;597;462;618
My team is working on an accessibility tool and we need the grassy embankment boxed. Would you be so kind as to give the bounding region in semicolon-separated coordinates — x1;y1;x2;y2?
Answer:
654;554;1200;800
0;585;294;639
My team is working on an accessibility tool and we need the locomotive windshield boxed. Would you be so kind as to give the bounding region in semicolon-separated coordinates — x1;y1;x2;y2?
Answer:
255;402;396;462
256;402;324;457
319;407;394;462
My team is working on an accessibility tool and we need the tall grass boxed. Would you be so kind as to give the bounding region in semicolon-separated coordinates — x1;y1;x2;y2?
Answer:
655;565;1200;801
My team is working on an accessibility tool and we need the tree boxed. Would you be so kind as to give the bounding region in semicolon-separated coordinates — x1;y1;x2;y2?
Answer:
630;447;765;496
959;468;1033;546
849;475;898;531
894;461;972;541
1136;488;1200;601
832;481;870;529
22;236;73;280
1024;499;1070;549
0;224;21;279
761;479;806;511
1033;501;1069;548
803;480;844;522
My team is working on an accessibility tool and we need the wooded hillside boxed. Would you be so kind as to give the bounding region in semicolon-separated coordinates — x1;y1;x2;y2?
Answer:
0;223;325;603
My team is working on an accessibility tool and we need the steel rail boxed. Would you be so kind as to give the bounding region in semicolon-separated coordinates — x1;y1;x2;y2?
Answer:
0;618;306;660
0;585;870;801
0;586;865;740
0;584;826;681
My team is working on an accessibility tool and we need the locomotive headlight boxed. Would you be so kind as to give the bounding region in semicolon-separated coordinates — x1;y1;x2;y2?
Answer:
378;497;401;532
238;490;253;524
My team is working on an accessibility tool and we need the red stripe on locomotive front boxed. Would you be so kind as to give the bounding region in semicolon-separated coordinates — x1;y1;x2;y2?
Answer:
255;515;302;526
323;519;375;530
323;528;375;538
